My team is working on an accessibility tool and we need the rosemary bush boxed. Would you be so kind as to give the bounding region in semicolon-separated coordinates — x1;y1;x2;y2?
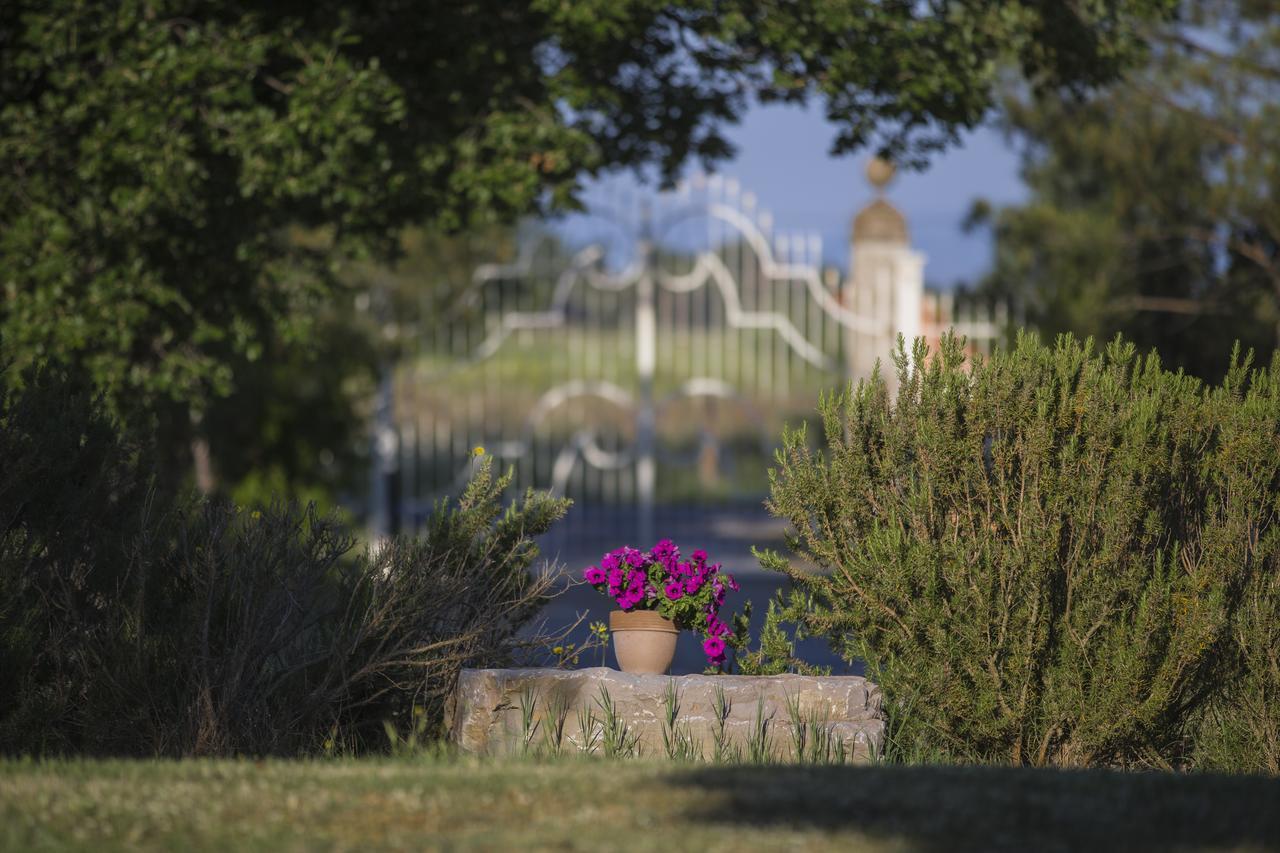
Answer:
761;333;1280;769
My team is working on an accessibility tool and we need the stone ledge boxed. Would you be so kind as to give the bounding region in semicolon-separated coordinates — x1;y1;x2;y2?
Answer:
448;667;884;762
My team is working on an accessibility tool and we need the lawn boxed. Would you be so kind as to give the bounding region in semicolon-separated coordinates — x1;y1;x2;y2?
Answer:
3;758;1278;852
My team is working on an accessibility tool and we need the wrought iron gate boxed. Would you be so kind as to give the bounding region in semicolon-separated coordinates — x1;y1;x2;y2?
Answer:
374;174;1001;540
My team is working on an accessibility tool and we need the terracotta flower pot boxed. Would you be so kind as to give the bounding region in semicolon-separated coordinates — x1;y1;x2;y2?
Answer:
609;609;678;674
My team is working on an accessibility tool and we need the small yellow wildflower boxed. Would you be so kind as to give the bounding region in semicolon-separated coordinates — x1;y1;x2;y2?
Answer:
251;510;262;520
473;445;485;456
552;645;564;656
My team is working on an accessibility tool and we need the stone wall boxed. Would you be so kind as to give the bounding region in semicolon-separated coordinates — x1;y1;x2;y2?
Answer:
448;667;884;762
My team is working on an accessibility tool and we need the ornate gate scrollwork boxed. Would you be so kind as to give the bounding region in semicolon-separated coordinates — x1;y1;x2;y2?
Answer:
375;172;1001;539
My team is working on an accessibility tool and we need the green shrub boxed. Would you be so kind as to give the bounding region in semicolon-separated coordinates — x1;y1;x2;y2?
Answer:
735;592;830;677
327;461;571;751
0;365;569;756
760;333;1280;768
1211;569;1280;773
127;460;567;757
1191;359;1280;774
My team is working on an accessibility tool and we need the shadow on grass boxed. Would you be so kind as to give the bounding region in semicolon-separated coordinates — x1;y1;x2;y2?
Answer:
674;763;1280;852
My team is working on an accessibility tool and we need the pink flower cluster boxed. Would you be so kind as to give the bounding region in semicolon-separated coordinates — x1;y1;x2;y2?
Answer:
583;545;649;609
584;539;741;667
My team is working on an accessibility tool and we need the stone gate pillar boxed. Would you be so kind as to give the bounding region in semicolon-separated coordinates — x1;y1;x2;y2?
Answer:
843;159;925;396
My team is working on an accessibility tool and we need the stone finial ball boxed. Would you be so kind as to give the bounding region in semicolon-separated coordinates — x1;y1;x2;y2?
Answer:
866;157;896;190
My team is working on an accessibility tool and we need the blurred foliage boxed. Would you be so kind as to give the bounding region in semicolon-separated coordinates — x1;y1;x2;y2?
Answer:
205;224;520;510
204;285;377;515
0;364;570;755
0;0;1174;499
968;0;1280;380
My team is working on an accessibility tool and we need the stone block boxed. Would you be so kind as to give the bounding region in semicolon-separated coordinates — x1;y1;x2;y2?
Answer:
447;667;884;762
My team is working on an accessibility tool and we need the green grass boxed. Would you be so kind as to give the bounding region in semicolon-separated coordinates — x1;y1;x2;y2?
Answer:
3;757;1278;852
402;326;846;424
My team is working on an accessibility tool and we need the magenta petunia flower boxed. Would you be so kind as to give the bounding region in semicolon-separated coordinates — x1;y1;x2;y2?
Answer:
587;542;736;639
651;539;677;560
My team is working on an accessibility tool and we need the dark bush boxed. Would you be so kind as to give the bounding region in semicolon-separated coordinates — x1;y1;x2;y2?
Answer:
316;463;570;753
0;365;151;751
0;365;569;756
120;461;566;757
761;333;1280;769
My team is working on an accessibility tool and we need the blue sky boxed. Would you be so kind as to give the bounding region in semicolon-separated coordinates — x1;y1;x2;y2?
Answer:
562;102;1029;289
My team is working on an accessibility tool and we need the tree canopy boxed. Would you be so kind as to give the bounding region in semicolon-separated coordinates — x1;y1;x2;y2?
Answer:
1;0;1174;485
967;0;1279;379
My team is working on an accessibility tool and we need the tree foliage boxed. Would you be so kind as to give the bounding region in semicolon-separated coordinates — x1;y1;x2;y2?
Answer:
761;334;1280;769
1;0;1173;450
967;0;1280;380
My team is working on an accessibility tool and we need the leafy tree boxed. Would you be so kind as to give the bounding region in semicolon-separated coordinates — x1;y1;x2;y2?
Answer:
967;0;1280;380
201;285;377;513
1;0;1174;488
